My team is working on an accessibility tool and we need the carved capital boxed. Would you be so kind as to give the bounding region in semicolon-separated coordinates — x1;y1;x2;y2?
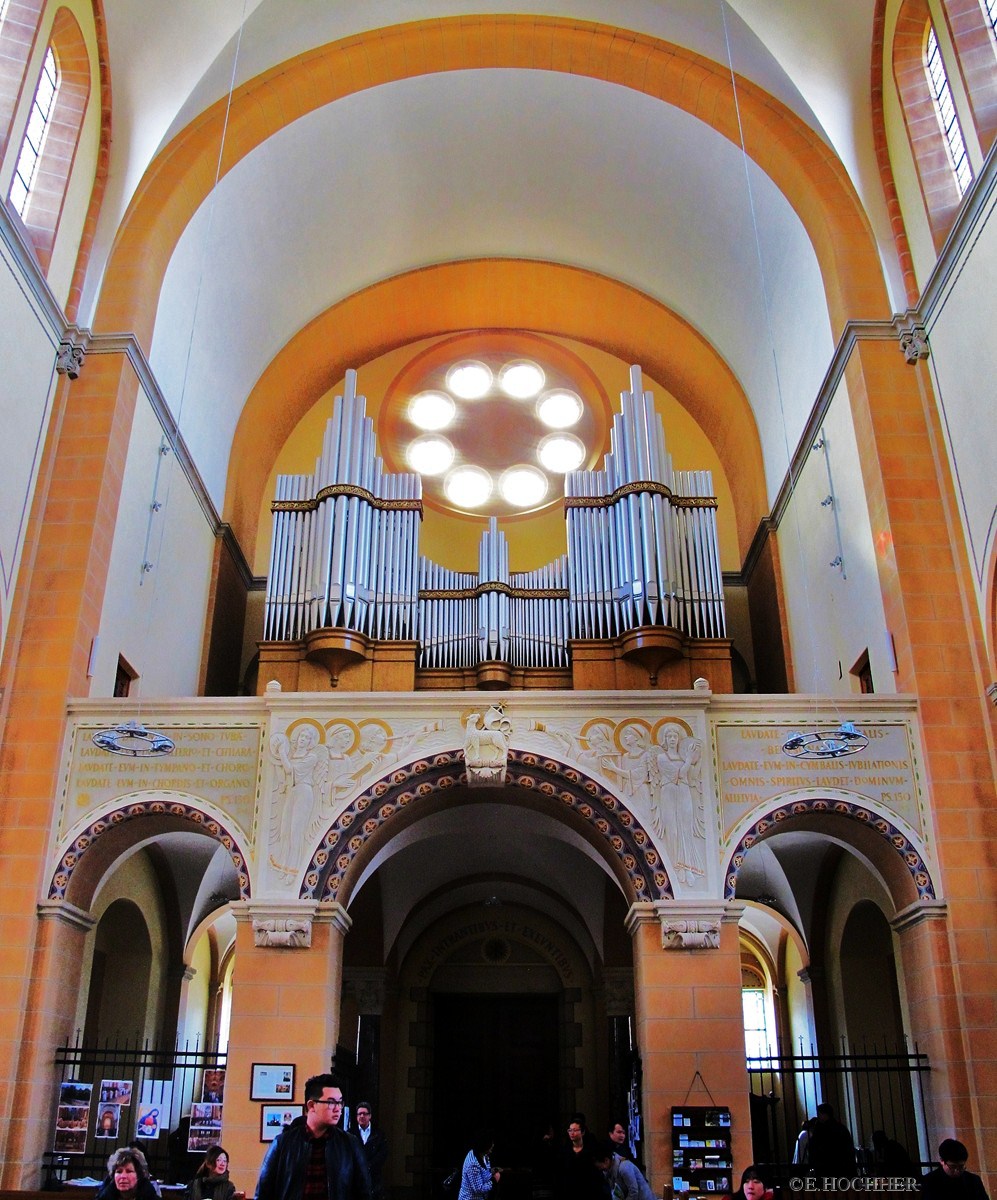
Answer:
626;900;738;949
56;340;86;379
898;325;929;364
253;916;312;948
662;919;720;950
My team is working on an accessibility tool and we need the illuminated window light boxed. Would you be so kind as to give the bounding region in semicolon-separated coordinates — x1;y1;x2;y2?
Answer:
445;465;493;508
538;433;586;473
499;466;548;507
409;391;456;431
537;389;583;428
498;360;545;399
446;361;492;399
407;436;455;476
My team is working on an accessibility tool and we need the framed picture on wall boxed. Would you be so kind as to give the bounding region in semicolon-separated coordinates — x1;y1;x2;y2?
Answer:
250;1063;295;1101
260;1104;303;1141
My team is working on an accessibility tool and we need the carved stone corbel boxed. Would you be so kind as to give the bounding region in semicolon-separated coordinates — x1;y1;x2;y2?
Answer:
661;919;720;950
898;325;929;364
56;340;86;379
252;916;312;948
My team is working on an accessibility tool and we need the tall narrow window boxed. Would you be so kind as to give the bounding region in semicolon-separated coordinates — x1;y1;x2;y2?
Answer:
9;45;58;217
925;26;973;195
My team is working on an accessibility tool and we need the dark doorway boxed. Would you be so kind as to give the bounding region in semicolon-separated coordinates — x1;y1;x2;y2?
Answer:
432;993;560;1171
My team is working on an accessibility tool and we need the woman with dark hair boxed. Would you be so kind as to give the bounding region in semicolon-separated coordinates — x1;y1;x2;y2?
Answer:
728;1165;774;1200
458;1130;502;1200
96;1148;160;1200
186;1146;236;1200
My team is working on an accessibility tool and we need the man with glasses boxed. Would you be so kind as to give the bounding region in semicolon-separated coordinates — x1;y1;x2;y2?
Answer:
349;1101;387;1200
922;1138;989;1200
257;1073;371;1200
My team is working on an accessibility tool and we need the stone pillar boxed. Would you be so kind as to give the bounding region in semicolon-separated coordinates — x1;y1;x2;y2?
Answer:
845;338;997;1175
627;901;750;1194
891;901;975;1154
224;901;351;1182
3;901;95;1188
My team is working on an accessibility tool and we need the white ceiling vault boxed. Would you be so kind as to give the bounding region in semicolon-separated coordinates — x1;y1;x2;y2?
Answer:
87;1;901;520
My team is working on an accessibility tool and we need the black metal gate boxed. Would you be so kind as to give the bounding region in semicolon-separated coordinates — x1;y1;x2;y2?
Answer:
46;1037;227;1187
747;1040;931;1179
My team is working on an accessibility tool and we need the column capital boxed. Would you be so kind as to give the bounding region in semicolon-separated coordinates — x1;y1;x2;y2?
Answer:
890;899;948;933
344;967;387;1015
36;899;95;932
231;900;352;946
625;900;744;948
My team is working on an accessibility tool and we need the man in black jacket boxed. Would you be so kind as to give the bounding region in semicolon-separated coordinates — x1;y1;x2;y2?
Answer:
349;1101;388;1200
257;1074;371;1200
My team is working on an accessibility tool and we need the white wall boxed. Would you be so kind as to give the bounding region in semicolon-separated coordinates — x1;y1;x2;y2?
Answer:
778;380;895;695
89;386;217;698
0;236;60;663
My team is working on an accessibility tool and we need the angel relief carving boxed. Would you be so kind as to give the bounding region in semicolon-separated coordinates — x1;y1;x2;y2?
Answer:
268;717;442;882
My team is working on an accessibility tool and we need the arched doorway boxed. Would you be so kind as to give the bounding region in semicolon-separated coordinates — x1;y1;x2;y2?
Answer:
336;788;641;1197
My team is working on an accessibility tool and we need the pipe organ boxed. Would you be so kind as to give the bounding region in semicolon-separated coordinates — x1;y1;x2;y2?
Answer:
264;366;726;682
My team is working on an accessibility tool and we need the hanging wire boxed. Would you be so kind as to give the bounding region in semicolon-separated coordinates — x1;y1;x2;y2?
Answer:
93;0;251;758
717;0;866;759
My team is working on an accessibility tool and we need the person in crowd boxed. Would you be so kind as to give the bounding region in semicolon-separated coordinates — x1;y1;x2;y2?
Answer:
457;1129;502;1200
607;1121;632;1161
921;1138;990;1200
349;1102;388;1200
557;1114;606;1200
96;1148;161;1200
804;1103;857;1177
186;1146;236;1200
592;1140;653;1200
256;1073;371;1200
868;1130;917;1179
726;1165;773;1200
530;1122;558;1200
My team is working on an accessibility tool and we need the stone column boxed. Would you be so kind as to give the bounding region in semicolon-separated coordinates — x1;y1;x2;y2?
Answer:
627;900;749;1194
3;901;95;1188
224;901;351;1181
891;901;975;1153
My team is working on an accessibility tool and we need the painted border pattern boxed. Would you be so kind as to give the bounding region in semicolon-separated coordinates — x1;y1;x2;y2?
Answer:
302;749;672;902
723;796;935;900
48;797;251;900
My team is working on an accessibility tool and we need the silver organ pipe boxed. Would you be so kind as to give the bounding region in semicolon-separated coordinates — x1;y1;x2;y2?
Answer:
264;364;726;665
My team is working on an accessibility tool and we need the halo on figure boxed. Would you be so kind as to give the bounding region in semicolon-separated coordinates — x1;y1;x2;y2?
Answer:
613;717;652;753
651;717;694;745
285;717;324;745
324;719;360;753
358;717;393;743
579;717;616;749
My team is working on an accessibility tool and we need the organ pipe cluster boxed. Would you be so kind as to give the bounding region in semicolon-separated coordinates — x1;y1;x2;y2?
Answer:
264;366;726;670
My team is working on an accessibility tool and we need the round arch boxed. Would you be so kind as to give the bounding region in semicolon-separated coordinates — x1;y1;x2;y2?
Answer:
94;15;887;350
49;794;252;907
723;794;936;908
300;749;673;905
225;262;766;561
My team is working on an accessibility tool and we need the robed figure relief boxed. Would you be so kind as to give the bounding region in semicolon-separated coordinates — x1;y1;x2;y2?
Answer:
651;723;705;887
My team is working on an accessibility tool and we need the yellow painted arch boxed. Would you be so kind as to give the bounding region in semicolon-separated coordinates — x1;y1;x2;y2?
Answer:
95;14;888;345
225;259;766;561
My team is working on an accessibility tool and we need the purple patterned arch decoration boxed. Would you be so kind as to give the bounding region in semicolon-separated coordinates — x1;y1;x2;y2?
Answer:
301;748;673;903
49;796;252;901
723;795;936;901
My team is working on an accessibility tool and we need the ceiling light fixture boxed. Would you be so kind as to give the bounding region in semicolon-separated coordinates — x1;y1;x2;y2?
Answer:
407;435;455;476
498;360;545;399
446;361;492;400
409;391;456;431
538;433;586;473
445;465;493;508
92;720;176;757
537;389;583;428
499;465;548;508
